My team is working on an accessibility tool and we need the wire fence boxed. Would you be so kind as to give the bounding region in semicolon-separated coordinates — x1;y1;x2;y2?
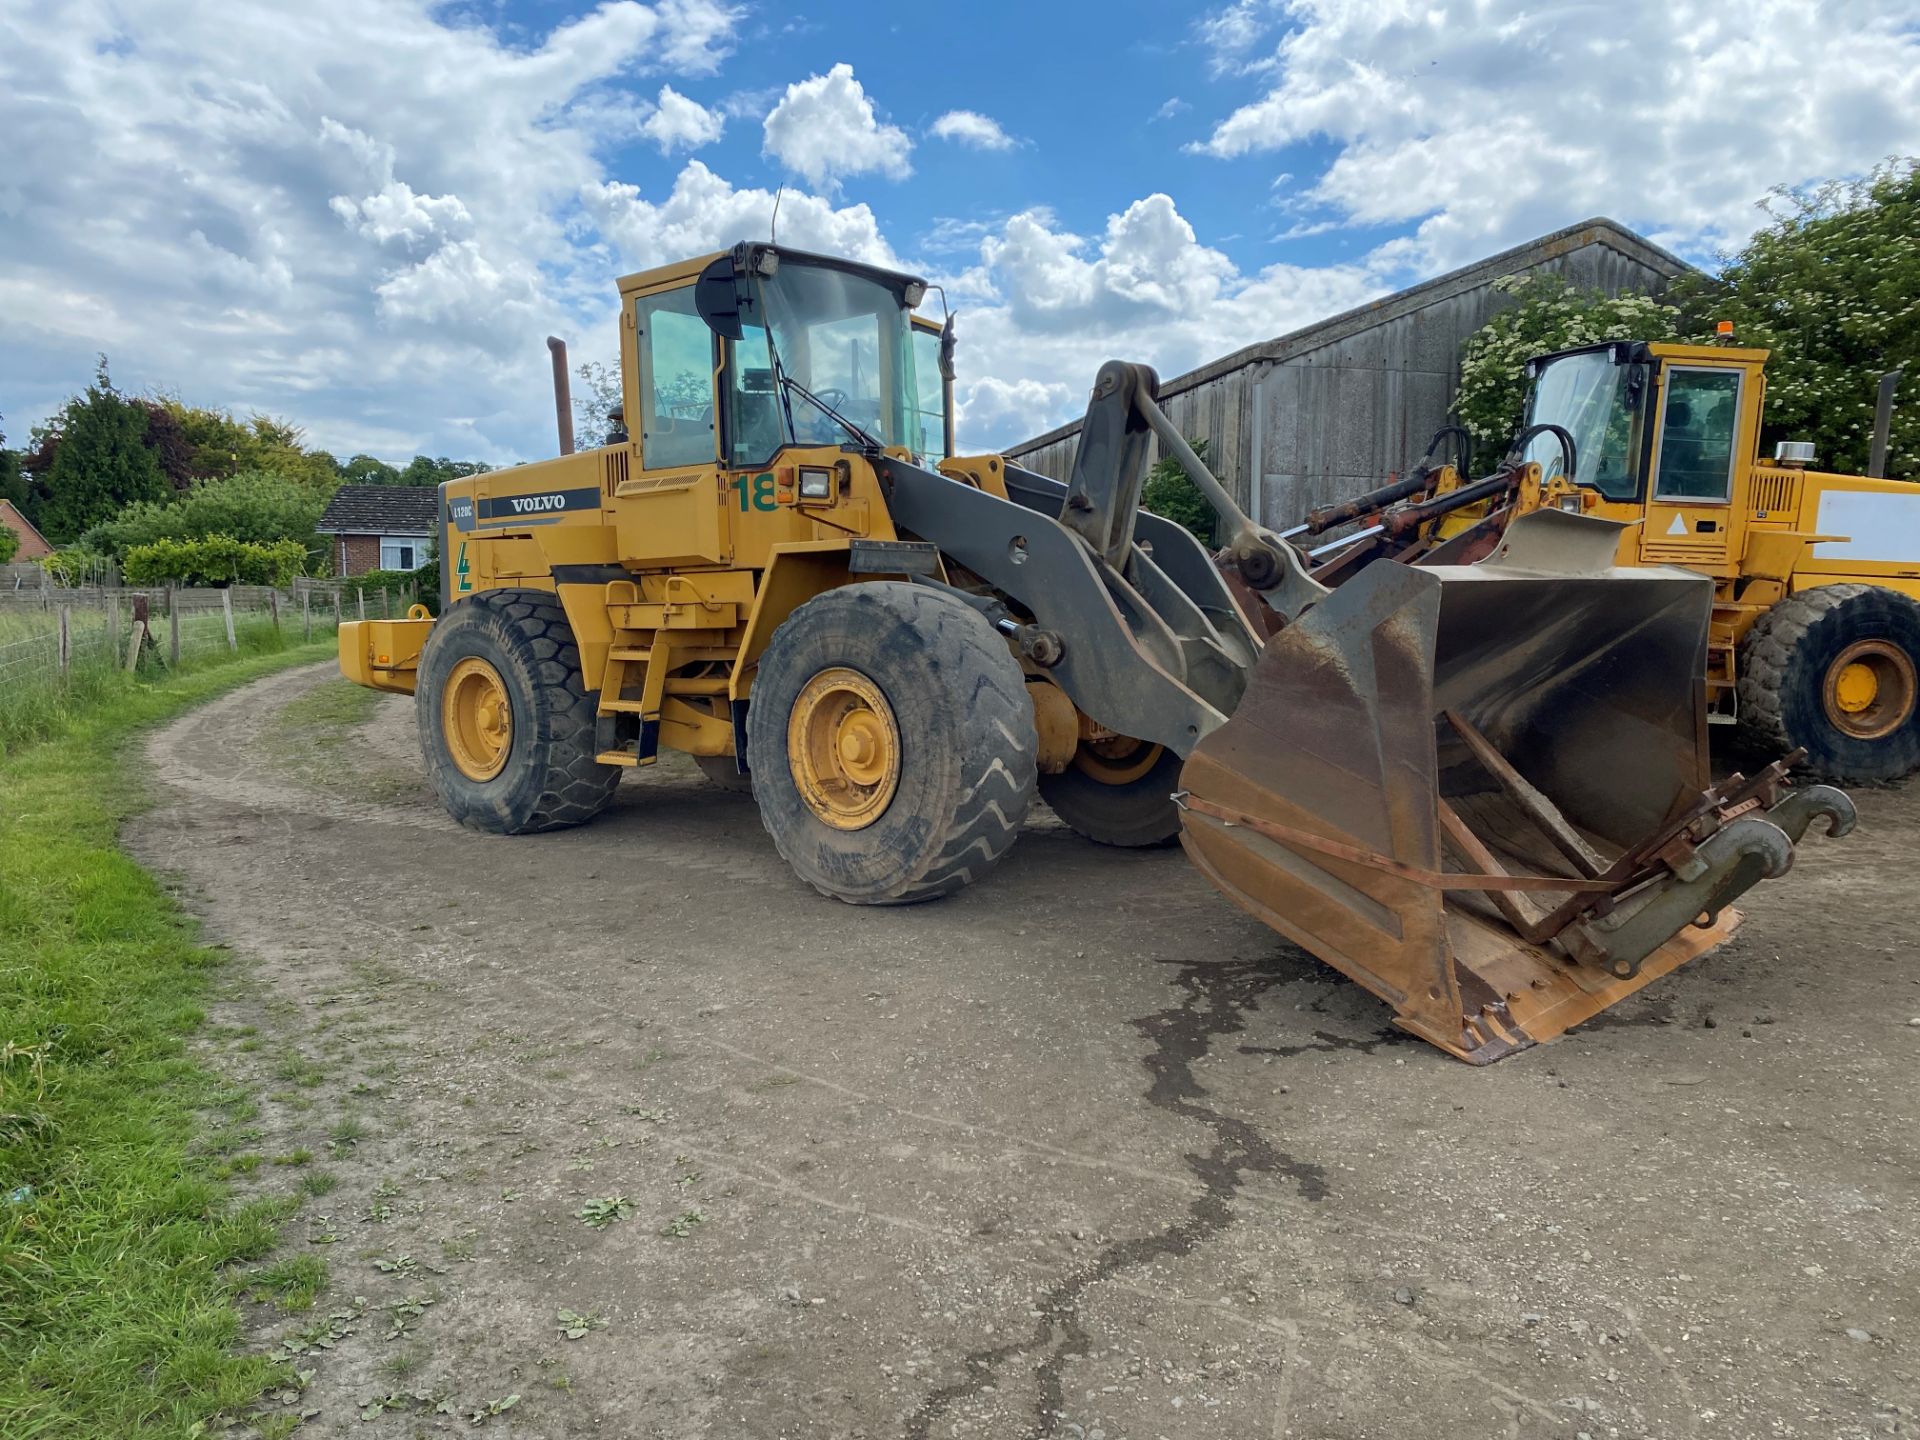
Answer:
0;581;372;689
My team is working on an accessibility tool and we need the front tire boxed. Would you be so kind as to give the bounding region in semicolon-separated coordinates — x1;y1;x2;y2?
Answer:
1737;582;1920;784
416;589;620;833
746;582;1037;904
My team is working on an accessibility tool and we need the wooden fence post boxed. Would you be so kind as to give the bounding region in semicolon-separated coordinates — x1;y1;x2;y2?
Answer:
357;587;366;621
269;589;281;632
108;588;120;644
170;594;181;667
381;587;391;619
302;587;312;641
125;620;147;671
334;589;343;628
58;605;71;675
222;588;237;651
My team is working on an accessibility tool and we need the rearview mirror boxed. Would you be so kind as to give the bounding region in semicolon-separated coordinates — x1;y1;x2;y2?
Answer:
938;312;956;382
694;255;754;340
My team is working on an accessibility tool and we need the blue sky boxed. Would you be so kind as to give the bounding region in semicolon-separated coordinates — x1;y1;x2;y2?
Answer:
3;0;1917;463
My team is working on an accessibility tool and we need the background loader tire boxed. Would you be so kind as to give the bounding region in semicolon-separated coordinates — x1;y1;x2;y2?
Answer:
1737;582;1920;784
747;582;1037;904
694;754;753;793
417;589;620;834
1039;744;1184;847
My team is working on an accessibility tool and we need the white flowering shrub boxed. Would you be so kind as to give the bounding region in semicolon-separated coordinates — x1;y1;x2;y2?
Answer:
1459;159;1918;479
1456;275;1679;451
1672;159;1917;480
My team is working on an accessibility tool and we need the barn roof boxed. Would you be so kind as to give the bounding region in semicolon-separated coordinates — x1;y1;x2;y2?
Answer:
1006;217;1691;458
315;485;439;535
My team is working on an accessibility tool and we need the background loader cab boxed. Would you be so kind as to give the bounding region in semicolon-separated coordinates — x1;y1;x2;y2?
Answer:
1520;340;1920;782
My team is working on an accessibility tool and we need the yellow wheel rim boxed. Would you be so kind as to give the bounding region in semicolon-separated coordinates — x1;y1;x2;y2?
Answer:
443;656;513;781
787;667;901;830
1823;640;1917;740
1071;734;1165;786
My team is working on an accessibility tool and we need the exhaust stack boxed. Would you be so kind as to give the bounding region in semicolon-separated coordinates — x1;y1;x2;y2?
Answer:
547;336;575;456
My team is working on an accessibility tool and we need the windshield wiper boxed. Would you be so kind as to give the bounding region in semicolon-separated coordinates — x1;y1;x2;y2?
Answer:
781;375;883;451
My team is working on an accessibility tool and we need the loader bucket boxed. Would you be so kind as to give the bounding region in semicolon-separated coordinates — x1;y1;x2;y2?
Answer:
1178;510;1855;1062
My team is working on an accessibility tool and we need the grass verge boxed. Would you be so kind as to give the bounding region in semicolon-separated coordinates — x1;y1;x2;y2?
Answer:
1;640;338;1436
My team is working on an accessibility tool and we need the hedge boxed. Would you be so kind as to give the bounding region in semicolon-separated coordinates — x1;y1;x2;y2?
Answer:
121;535;304;588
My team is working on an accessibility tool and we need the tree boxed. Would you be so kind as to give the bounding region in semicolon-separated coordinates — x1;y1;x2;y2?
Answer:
1455;275;1680;449
81;469;328;563
574;360;622;449
397;455;490;487
0;524;18;564
1141;437;1218;546
339;454;400;485
0;416;27;514
31;358;172;544
1670;158;1919;479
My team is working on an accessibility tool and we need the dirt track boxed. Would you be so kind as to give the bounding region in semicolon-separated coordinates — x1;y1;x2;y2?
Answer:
132;662;1919;1439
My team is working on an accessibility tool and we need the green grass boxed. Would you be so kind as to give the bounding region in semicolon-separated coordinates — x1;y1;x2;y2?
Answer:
0;610;323;761
0;638;340;1436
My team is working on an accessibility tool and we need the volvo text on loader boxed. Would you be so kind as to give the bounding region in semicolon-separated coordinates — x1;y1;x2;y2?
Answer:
338;245;1852;1063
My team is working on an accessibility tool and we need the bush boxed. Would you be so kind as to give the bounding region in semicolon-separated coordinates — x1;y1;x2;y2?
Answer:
0;526;16;564
38;548;114;587
1141;437;1218;546
81;469;326;563
122;535;304;588
1670;158;1919;479
1456;275;1680;449
348;566;438;615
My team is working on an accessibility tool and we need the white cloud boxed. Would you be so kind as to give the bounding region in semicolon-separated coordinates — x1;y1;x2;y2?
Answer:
930;110;1014;151
1193;0;1920;269
0;0;740;461
581;161;899;271
762;63;912;186
935;194;1385;449
639;85;725;152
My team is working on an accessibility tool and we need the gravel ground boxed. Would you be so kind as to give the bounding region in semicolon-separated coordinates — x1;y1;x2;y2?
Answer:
130;663;1919;1439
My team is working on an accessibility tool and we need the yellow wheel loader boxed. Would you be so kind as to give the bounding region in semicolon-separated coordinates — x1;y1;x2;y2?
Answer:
338;245;1852;1063
1293;341;1920;784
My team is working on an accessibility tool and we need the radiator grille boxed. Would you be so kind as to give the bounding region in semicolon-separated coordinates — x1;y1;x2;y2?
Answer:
602;449;630;496
1749;467;1800;517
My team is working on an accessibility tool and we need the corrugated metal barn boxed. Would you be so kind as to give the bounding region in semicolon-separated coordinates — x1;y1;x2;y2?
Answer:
1004;218;1689;526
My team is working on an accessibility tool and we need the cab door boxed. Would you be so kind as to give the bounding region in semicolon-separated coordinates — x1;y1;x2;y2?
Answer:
1638;364;1751;575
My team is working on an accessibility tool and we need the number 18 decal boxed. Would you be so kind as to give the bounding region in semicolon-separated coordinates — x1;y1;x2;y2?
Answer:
732;473;777;512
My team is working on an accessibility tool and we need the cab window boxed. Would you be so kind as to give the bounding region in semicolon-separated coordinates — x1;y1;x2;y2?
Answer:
635;288;716;470
1653;368;1742;502
911;326;947;464
724;325;785;468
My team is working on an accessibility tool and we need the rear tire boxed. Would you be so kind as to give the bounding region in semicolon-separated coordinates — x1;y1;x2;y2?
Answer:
1737;582;1920;784
746;582;1037;904
1039;741;1183;847
694;754;753;793
416;589;620;833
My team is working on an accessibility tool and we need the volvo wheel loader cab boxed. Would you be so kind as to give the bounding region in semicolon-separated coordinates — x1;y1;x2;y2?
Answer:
1515;342;1920;782
338;244;1852;1064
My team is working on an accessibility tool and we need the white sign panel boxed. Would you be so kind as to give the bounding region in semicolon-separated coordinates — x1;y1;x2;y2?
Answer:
1812;489;1920;563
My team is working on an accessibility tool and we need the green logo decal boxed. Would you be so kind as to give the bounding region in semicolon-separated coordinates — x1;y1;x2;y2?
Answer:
456;541;472;592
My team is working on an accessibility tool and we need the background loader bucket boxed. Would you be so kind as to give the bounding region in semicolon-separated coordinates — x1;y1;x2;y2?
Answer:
1179;510;1794;1063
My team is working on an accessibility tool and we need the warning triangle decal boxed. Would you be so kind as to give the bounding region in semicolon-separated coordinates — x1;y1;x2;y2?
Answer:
1667;514;1687;536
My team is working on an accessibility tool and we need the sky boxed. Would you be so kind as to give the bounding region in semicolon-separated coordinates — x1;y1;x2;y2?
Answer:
2;0;1918;464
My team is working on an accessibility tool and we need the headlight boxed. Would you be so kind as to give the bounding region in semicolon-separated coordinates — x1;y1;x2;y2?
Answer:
798;467;833;500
